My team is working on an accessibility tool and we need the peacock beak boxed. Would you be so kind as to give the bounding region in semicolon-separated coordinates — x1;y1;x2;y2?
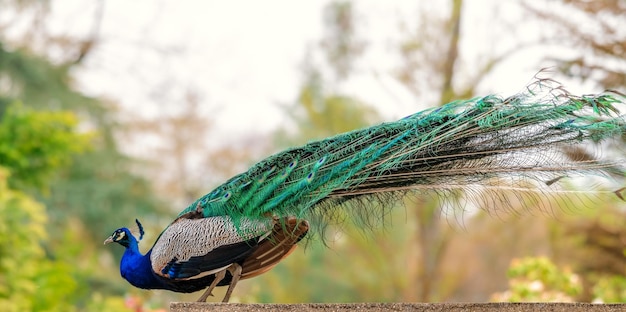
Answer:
103;236;114;245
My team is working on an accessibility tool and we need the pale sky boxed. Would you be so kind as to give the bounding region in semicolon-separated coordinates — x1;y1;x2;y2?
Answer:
40;0;602;160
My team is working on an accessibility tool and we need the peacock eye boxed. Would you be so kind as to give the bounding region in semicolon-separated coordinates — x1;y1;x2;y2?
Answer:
116;230;126;241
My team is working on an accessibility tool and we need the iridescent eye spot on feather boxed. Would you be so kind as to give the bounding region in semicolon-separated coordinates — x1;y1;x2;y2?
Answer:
223;192;231;200
314;156;326;168
259;166;277;183
306;172;315;182
281;160;298;178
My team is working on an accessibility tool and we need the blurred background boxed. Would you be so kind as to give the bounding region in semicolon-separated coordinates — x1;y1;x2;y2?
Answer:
0;0;624;311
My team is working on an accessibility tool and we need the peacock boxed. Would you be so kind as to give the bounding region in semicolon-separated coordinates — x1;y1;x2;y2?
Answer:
105;79;626;302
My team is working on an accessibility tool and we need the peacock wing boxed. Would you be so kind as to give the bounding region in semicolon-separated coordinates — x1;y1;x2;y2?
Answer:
150;216;273;280
240;217;310;279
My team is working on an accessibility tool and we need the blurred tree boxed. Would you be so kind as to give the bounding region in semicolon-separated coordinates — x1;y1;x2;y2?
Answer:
0;104;131;311
0;103;87;311
396;0;472;102
522;0;626;302
123;86;262;211
0;167;80;312
523;0;626;89
0;103;90;190
394;0;476;302
280;69;379;142
549;204;626;302
0;0;167;309
0;0;166;245
320;1;365;83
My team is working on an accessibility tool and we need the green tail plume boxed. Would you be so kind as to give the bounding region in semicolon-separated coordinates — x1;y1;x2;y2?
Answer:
180;79;626;232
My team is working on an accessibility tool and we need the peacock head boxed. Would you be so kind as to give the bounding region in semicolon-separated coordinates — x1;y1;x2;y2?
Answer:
104;219;145;248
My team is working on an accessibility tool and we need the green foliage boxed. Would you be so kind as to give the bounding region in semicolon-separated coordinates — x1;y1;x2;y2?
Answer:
0;167;133;311
0;103;91;190
85;294;131;312
492;257;582;302
0;101;135;310
493;254;626;303
0;168;78;311
592;275;626;303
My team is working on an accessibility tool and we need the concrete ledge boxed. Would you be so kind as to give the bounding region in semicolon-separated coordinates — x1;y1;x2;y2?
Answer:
171;302;625;312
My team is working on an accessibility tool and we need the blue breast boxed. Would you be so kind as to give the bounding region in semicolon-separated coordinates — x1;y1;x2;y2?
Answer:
120;249;166;290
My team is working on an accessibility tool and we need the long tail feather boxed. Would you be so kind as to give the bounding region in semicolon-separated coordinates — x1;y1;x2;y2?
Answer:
182;79;626;232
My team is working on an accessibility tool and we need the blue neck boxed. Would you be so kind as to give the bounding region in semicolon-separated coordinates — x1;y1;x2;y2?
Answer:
119;240;166;290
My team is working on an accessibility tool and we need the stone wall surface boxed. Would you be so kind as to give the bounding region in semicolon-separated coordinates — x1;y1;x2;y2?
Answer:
171;302;626;312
